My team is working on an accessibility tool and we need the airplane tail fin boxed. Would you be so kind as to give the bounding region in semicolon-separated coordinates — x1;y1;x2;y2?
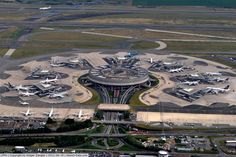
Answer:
8;82;14;88
224;85;230;89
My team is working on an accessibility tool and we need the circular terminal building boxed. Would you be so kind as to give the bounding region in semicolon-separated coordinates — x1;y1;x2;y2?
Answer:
88;65;149;86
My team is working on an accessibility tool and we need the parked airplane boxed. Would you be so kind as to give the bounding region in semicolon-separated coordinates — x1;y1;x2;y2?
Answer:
163;62;173;65
169;67;184;73
213;77;229;82
19;101;29;106
19;91;38;97
69;58;80;63
43;107;58;118
7;83;32;91
41;69;50;73
205;85;230;94
190;74;199;77
40;76;58;84
21;107;33;117
50;62;65;67
206;72;222;76
48;91;68;99
39;6;51;10
182;81;199;86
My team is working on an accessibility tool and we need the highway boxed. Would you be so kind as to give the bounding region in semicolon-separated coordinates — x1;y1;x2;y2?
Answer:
98;85;111;103
0;130;235;138
93;120;138;124
119;86;136;104
104;125;112;134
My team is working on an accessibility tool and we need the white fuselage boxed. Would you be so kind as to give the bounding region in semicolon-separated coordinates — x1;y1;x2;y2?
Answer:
169;68;183;73
15;85;30;91
48;108;54;118
39;6;51;10
50;63;65;67
19;101;29;105
49;91;67;98
183;81;199;86
206;87;230;94
19;91;37;97
206;72;222;76
40;77;58;84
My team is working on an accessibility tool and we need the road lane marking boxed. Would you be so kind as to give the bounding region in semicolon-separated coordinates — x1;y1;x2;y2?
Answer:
82;31;133;39
4;49;16;57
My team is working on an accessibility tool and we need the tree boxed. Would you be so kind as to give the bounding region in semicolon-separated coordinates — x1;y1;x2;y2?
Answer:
46;117;55;124
95;110;103;120
64;118;75;125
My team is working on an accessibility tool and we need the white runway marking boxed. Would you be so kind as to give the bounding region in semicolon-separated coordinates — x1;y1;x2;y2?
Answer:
82;31;133;39
145;28;236;40
4;48;16;57
82;31;167;50
39;27;55;31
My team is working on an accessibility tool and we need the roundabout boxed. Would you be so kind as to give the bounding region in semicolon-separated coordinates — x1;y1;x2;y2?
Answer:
92;138;124;150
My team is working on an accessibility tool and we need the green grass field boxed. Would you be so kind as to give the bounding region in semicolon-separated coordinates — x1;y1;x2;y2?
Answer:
81;87;102;105
82;125;105;134
92;28;236;41
0;49;7;56
11;31;129;58
78;10;236;26
192;54;236;69
107;138;119;147
12;41;113;58
129;89;148;106
0;27;23;39
97;139;105;146
165;41;236;68
0;12;34;20
129;76;159;106
29;32;124;42
166;41;236;52
131;41;159;49
0;146;14;153
133;0;236;8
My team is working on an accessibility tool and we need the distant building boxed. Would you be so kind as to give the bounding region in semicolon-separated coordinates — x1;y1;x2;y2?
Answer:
226;140;236;148
0;0;15;2
14;146;26;153
136;155;157;157
119;155;131;157
175;147;194;152
158;150;169;157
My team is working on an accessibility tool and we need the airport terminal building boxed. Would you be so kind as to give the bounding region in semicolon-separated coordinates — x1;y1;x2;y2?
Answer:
87;65;149;86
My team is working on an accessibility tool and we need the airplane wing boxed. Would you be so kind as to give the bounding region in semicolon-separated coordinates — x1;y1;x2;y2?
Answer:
43;112;49;115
